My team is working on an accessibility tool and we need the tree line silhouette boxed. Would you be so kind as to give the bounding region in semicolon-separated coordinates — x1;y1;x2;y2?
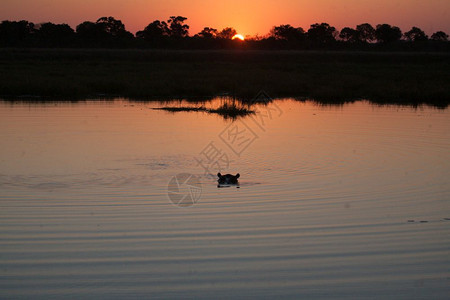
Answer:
0;16;448;50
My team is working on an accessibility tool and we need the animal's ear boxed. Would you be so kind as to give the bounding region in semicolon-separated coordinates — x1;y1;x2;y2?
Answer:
235;173;240;178
217;173;222;177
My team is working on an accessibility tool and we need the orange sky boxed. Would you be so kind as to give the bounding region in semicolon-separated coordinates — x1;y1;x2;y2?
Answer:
1;0;449;36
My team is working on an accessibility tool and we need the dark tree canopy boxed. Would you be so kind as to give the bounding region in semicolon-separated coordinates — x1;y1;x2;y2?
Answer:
339;27;359;43
0;17;448;50
167;16;189;38
36;22;74;46
356;23;376;43
196;27;218;39
0;20;34;46
96;16;127;37
217;27;237;39
270;24;305;41
136;20;169;41
375;24;402;43
404;27;428;42
76;17;133;46
307;23;337;44
76;21;107;40
430;31;449;42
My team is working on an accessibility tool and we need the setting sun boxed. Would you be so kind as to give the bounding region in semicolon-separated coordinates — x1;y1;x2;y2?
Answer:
232;34;245;41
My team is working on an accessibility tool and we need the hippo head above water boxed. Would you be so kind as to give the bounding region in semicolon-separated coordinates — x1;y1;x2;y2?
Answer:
217;173;240;184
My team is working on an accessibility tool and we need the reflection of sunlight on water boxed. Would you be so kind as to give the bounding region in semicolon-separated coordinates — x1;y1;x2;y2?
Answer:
0;99;449;298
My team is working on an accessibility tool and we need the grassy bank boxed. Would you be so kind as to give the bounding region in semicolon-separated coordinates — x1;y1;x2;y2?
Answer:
0;49;449;106
154;102;255;120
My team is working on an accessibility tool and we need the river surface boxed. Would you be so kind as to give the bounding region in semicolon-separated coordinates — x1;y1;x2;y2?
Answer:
0;99;449;299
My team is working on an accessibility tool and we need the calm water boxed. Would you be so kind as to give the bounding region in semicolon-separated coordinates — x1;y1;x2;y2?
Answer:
0;99;449;299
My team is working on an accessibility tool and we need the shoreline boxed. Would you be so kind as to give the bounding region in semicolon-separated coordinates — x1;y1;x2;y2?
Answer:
1;48;449;107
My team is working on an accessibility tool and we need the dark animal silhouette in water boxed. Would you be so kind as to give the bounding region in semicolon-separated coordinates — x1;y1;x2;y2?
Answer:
217;173;240;184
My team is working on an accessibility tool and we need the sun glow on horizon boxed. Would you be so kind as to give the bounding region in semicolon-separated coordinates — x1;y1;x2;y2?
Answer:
0;0;448;36
232;34;245;41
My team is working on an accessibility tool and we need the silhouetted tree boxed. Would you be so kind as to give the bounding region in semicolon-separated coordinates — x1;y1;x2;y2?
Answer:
167;16;189;38
36;22;74;47
196;27;218;39
76;21;107;42
307;23;337;44
0;20;34;46
375;24;402;43
136;20;169;42
96;17;126;37
430;31;448;42
356;23;376;43
270;24;305;42
1;16;448;50
404;27;428;42
217;27;237;39
76;17;133;47
339;27;359;43
97;16;134;43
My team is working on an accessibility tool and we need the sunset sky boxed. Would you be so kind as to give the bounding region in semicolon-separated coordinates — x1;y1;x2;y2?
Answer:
1;0;449;36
